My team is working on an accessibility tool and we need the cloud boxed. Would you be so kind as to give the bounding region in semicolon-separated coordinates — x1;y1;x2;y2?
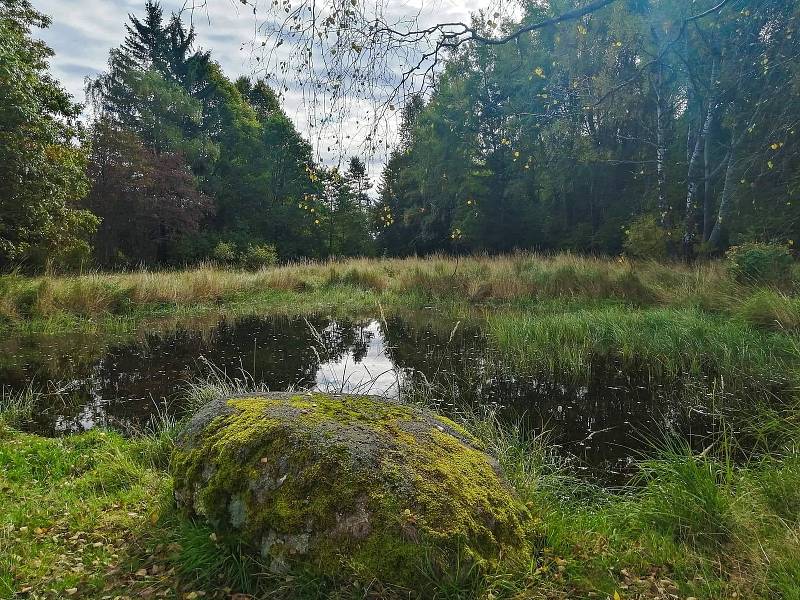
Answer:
32;0;483;182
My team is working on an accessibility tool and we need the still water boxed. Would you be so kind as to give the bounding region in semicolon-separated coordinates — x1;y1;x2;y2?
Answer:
0;314;720;479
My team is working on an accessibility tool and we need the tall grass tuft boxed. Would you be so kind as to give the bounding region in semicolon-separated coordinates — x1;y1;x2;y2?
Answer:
325;264;388;291
633;437;735;547
0;385;37;427
737;288;800;331
489;306;800;388
182;357;272;411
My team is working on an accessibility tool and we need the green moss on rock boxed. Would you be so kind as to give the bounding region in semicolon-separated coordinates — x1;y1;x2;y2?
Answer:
171;392;529;590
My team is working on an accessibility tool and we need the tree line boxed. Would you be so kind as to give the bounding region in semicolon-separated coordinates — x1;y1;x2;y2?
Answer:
1;0;798;272
0;0;373;271
374;0;800;258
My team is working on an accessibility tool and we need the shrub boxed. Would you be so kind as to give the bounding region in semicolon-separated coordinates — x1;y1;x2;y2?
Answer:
212;241;238;265
241;244;278;271
726;242;794;284
623;215;669;260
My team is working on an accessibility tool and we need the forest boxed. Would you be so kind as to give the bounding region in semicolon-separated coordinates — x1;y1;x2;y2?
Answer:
2;0;799;272
1;0;373;271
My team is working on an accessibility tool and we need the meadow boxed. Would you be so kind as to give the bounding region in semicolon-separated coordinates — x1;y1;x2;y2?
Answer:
1;253;800;598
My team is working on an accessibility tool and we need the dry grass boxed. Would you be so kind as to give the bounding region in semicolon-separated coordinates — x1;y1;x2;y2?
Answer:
0;253;796;328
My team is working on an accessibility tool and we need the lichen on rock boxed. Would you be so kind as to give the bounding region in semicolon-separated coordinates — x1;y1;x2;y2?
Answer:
171;392;530;589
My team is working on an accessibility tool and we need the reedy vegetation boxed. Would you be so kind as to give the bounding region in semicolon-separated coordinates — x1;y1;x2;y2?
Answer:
1;254;799;390
1;254;798;596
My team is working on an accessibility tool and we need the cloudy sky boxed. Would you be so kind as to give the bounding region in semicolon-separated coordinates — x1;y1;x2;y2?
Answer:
32;0;486;178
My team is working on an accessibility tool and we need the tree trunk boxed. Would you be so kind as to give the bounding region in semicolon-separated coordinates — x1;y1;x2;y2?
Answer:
654;68;668;226
707;148;736;249
703;123;714;241
684;60;717;255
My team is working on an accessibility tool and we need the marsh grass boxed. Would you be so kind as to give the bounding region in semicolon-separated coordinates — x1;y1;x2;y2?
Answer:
0;253;794;323
489;306;800;389
3;253;800;597
0;385;37;427
632;437;736;547
3;254;798;395
736;288;800;331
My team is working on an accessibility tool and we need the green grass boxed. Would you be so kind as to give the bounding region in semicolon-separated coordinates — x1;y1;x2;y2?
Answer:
0;386;37;428
2;254;799;398
0;253;796;330
488;306;800;389
2;397;800;599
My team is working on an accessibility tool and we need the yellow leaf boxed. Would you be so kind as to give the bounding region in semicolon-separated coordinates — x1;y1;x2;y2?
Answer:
614;592;622;600
768;160;774;169
534;66;545;78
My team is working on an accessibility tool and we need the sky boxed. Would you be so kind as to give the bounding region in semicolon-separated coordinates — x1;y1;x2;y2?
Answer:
32;0;487;180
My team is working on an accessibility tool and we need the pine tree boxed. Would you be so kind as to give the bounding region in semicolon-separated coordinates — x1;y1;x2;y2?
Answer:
345;157;371;209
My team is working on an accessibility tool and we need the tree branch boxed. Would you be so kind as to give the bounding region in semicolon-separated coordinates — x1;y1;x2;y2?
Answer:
461;0;619;46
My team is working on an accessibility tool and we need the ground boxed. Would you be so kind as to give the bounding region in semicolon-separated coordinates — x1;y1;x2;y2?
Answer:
2;405;800;599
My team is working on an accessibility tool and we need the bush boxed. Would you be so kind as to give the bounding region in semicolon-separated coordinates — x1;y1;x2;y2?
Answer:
241;244;278;271
212;241;237;265
726;242;794;284
623;215;669;260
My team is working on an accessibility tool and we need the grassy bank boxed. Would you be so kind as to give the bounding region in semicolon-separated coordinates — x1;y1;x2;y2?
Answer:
2;254;799;329
2;254;798;392
2;390;800;599
2;254;800;597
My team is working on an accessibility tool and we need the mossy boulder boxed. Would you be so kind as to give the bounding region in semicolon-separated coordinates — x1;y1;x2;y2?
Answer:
172;393;529;589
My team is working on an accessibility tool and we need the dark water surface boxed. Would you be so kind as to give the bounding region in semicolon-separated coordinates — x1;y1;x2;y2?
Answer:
0;314;722;479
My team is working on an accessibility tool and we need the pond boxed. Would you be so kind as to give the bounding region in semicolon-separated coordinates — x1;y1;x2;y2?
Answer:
0;313;724;481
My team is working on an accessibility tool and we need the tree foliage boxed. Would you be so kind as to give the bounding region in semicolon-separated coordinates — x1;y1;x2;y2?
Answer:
85;1;374;266
0;0;98;271
85;119;214;266
375;0;800;257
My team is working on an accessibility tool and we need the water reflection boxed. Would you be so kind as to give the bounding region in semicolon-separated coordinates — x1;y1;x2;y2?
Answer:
0;314;722;477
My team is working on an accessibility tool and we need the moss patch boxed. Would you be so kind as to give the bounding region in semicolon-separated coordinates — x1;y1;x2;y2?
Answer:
171;393;530;591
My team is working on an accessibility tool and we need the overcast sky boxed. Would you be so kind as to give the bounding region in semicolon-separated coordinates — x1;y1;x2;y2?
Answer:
32;0;485;180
